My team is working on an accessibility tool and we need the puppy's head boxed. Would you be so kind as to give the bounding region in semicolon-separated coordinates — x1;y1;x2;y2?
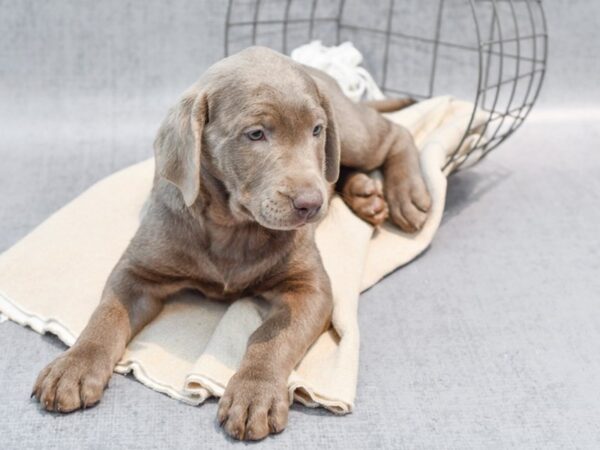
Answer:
154;46;340;230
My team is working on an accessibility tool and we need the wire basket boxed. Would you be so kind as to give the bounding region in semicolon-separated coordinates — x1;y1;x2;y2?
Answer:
224;0;548;172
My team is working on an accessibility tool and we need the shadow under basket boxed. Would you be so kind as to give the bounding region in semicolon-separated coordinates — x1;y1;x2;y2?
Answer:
224;0;548;172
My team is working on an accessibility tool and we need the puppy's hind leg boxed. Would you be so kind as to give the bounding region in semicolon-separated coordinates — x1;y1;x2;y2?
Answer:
382;126;432;232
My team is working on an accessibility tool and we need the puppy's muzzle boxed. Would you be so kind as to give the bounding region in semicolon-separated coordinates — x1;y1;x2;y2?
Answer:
291;189;323;221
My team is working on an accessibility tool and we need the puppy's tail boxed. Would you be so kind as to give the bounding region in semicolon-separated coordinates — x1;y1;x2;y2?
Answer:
363;97;417;113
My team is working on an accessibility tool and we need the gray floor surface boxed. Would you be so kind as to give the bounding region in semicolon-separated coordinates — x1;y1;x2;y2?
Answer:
1;1;600;449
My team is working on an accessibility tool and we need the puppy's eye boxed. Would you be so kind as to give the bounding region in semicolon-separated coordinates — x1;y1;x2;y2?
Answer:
246;129;265;141
313;124;323;136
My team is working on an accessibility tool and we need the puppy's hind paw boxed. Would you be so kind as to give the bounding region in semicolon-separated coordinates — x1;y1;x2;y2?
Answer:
341;172;389;227
384;174;431;233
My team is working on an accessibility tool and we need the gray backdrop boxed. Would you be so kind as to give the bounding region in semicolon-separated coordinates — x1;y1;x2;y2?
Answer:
1;1;600;448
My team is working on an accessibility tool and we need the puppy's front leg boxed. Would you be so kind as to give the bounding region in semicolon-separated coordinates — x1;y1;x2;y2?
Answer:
32;260;175;412
218;271;333;441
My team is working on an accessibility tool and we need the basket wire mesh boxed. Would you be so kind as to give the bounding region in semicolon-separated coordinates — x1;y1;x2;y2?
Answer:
225;0;548;171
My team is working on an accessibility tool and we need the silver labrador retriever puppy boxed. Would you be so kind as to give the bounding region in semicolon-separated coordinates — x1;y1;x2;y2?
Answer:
32;47;431;440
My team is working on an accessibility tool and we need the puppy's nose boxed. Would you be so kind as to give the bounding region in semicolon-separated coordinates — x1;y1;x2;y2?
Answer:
292;189;323;220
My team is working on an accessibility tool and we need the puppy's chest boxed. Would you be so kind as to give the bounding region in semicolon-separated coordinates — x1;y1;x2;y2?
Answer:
196;254;276;298
189;234;292;299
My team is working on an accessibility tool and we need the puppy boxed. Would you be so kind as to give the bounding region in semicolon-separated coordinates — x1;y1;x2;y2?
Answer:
32;47;430;440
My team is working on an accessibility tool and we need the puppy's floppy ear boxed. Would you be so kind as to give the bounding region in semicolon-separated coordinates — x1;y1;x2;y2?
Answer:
154;90;208;206
319;93;341;183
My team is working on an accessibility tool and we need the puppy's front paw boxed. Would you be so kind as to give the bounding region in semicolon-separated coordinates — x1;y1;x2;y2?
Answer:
342;172;389;227
32;344;113;413
384;173;431;232
218;368;289;441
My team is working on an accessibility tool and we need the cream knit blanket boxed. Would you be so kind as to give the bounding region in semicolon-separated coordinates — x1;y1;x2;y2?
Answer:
0;96;486;414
